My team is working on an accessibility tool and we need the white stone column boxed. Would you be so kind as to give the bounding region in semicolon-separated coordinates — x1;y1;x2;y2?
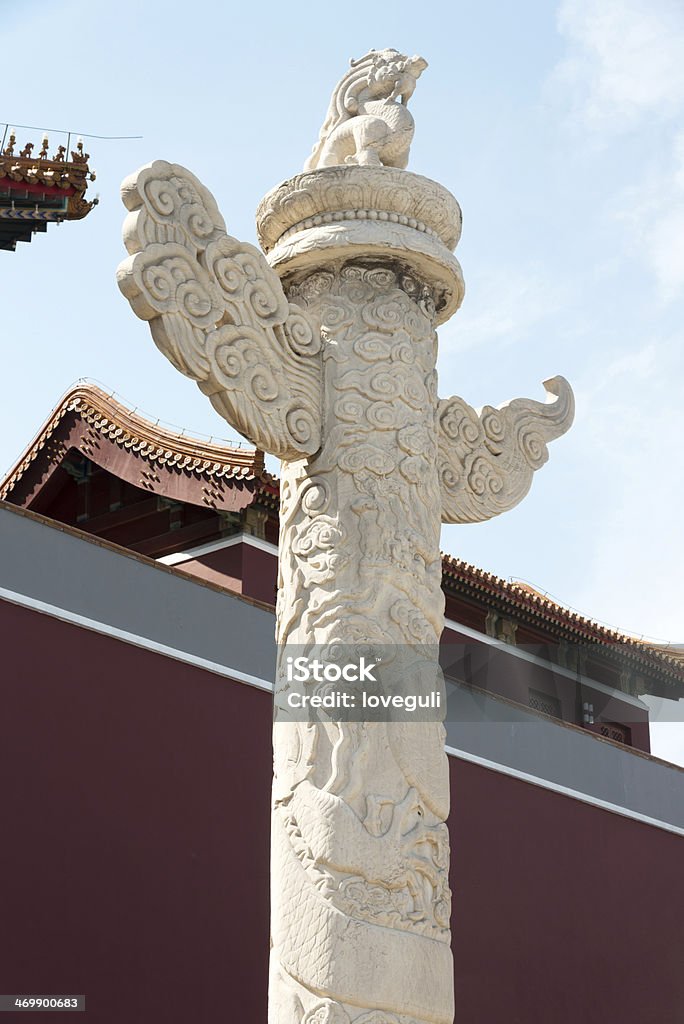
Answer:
257;166;464;1024
117;51;573;1024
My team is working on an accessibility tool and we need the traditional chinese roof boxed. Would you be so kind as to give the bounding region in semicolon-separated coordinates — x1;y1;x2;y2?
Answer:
643;643;684;669
0;383;277;511
2;381;681;698
0;130;97;250
442;553;684;694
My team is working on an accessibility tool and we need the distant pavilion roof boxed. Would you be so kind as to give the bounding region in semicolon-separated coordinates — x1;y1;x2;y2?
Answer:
0;130;97;251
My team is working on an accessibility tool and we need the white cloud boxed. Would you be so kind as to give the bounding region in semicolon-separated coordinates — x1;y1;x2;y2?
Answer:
556;0;684;128
555;1;684;298
611;131;684;299
645;203;684;299
568;334;684;643
439;266;567;358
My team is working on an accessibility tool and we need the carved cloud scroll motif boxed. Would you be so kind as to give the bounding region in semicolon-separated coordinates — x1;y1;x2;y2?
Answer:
117;161;322;461
438;376;575;524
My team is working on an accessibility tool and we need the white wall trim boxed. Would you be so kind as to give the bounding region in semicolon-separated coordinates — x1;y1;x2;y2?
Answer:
0;585;273;694
157;550;647;713
158;532;279;566
1;585;680;837
445;744;684;836
444;618;649;710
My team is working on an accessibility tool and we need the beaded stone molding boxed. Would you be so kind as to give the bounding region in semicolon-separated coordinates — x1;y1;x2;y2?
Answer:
255;165;465;325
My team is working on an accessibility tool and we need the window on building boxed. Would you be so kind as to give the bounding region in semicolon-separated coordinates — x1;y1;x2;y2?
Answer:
528;688;562;720
598;722;631;746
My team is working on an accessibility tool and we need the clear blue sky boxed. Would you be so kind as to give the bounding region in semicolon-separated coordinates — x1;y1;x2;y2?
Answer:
3;0;683;760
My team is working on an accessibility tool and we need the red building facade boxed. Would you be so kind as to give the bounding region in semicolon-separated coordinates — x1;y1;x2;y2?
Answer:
1;384;682;1023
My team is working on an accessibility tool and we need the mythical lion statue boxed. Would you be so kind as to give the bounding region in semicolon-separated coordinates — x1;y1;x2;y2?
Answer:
304;48;428;171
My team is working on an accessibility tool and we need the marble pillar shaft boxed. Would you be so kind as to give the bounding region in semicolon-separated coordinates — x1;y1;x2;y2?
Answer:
270;263;453;1024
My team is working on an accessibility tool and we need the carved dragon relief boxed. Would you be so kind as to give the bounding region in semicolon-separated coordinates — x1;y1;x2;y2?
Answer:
117;49;574;1024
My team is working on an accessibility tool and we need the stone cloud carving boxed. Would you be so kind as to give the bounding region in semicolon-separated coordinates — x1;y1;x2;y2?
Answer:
438;376;574;523
117;49;574;1024
117;161;322;461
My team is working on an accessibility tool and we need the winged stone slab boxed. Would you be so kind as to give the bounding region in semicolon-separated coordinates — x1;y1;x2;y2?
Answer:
116;160;322;460
438;376;575;524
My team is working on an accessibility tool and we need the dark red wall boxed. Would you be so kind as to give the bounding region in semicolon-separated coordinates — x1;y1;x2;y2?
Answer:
1;599;682;1023
449;759;683;1023
0;600;272;1023
179;543;245;594
241;544;278;605
179;541;278;605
